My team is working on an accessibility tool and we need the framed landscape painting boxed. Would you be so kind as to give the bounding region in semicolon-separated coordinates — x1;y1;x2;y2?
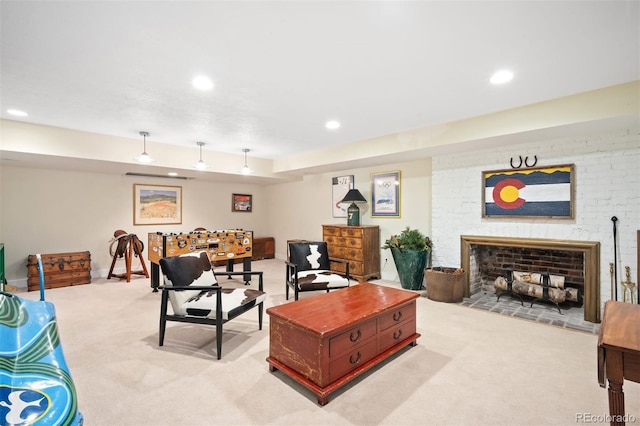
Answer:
133;184;182;225
482;164;575;219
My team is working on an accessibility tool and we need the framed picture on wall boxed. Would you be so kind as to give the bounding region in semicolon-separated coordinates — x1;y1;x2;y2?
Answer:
232;193;252;212
332;175;354;217
371;170;401;218
133;184;182;225
482;163;575;219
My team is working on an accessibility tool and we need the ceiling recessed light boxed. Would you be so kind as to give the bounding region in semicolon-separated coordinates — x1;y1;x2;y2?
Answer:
192;75;214;90
490;69;514;85
7;109;28;117
325;120;340;130
167;172;178;177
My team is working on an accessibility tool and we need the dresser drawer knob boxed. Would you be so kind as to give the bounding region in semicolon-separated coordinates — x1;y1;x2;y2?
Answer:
349;329;361;342
393;311;403;322
350;351;362;365
393;329;403;340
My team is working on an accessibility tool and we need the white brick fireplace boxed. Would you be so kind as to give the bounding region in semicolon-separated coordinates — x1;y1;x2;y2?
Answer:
430;131;639;315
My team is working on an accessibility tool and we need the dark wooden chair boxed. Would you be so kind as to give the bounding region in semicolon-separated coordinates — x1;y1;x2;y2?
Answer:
158;251;266;359
286;241;350;301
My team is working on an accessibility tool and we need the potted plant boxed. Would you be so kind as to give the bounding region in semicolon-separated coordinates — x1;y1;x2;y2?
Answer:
382;227;432;290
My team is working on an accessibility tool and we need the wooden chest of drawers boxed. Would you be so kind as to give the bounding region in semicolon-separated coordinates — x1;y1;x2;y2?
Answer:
267;283;419;405
322;225;380;283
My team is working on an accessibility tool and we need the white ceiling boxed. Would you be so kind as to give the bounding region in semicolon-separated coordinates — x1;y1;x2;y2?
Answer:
1;1;639;179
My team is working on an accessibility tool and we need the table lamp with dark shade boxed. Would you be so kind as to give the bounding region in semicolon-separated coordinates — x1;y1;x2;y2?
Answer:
340;189;367;226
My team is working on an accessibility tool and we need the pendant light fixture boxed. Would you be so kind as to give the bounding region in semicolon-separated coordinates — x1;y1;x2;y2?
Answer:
240;148;251;175
136;131;154;163
194;141;208;170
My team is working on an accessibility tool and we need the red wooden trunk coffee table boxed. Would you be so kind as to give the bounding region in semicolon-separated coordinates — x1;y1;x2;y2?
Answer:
266;283;420;405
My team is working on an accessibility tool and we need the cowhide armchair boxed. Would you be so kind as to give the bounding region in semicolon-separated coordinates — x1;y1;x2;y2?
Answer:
286;241;351;301
158;251;267;359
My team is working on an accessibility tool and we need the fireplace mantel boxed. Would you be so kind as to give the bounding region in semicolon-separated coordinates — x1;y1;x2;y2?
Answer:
460;235;601;323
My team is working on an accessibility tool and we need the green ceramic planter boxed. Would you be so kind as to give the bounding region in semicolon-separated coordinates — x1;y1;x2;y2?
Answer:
391;247;429;290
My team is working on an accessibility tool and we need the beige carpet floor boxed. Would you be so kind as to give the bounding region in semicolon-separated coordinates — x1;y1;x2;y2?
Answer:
13;258;639;426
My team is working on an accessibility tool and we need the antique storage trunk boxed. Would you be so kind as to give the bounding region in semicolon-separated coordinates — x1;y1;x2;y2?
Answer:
252;237;275;260
27;251;91;291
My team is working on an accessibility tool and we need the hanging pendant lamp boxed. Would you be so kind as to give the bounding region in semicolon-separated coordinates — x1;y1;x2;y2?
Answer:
240;148;251;174
136;131;154;163
194;142;208;170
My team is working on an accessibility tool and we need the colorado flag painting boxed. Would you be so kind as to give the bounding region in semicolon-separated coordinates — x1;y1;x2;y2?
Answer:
482;164;574;218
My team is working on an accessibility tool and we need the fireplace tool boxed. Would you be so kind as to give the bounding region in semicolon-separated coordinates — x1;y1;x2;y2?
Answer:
611;216;618;301
530;271;562;314
621;266;637;304
496;268;524;306
609;262;615;302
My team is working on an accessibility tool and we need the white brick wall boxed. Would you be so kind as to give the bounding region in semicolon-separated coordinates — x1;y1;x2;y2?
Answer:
432;130;640;305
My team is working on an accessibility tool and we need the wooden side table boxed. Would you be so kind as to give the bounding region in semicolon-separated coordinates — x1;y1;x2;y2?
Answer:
597;301;640;425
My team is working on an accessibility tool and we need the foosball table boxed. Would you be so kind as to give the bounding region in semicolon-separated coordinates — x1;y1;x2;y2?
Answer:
148;229;253;290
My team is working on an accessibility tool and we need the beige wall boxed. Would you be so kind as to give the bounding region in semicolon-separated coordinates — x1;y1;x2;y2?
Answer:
0;159;432;285
265;159;432;281
3;129;639;295
0;166;268;283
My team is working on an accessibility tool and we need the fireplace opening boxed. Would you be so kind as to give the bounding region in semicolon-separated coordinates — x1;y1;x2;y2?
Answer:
470;245;584;307
461;236;601;323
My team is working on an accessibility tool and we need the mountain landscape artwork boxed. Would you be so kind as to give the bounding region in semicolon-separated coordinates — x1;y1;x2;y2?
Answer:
134;184;182;225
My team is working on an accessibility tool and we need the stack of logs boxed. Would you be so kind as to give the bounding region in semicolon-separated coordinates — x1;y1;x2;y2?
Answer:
495;271;580;303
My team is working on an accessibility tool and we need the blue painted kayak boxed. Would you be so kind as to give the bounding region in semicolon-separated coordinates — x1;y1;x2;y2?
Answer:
0;254;83;425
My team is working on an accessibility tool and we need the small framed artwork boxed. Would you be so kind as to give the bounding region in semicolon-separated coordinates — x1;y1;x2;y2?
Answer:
482;163;575;219
232;193;252;212
332;175;354;217
133;184;182;225
371;170;401;218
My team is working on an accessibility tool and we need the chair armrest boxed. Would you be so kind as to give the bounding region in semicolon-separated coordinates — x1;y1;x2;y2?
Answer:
285;260;297;268
329;258;350;280
213;270;264;291
158;285;221;291
285;260;298;272
284;262;300;288
212;271;262;277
